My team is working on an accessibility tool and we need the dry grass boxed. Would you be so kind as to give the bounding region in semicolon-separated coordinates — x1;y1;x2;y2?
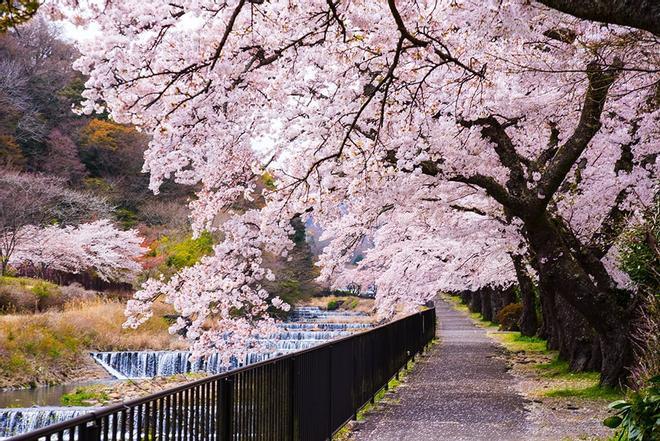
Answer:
0;298;185;388
301;295;375;315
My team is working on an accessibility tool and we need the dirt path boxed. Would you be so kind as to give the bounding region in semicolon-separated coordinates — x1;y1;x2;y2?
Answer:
352;299;528;441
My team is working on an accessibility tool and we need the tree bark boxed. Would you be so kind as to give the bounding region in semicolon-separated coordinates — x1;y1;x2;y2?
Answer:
535;0;660;36
512;254;539;336
469;290;482;313
524;214;632;386
481;288;493;322
459;290;471;305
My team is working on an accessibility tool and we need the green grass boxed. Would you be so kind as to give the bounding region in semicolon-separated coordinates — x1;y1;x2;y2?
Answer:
445;295;497;328
536;357;600;381
60;386;109;406
489;331;548;353
469;312;498;328
544;385;623;401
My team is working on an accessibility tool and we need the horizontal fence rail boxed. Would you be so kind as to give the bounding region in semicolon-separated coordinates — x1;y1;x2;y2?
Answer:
9;308;436;441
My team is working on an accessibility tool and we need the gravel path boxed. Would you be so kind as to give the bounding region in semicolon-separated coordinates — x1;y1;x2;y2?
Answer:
352;299;528;441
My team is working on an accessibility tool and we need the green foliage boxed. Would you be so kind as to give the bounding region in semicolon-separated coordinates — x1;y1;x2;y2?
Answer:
262;172;276;190
114;207;139;229
60;387;109;406
31;281;56;299
275;279;303;306
0;276;62;312
327;300;339;311
0;0;39;32
496;303;523;331
603;376;659;440
57;77;87;108
618;203;659;295
163;231;214;270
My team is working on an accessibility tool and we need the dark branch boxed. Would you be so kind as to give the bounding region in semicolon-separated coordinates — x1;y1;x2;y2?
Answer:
538;59;622;205
535;0;660;36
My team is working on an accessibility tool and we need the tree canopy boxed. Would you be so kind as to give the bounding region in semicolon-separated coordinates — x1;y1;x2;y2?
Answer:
43;0;659;385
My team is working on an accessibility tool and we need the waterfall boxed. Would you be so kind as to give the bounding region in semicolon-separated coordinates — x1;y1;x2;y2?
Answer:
90;307;372;379
0;306;374;438
0;408;87;439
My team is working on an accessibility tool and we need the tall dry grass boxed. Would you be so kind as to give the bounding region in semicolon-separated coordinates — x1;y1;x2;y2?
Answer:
0;298;186;388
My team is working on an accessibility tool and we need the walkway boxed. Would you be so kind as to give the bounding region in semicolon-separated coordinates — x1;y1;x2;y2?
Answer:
353;299;527;441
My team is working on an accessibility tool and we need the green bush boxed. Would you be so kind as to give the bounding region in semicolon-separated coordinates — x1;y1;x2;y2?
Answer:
617;203;659;294
603;376;659;441
496;303;522;331
327;300;339;311
162;231;214;270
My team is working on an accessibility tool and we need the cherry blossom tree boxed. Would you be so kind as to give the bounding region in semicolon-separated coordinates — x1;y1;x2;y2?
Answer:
45;0;658;385
10;219;146;282
0;171;109;275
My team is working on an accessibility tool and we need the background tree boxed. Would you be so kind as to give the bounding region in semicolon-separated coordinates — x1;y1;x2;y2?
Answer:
0;171;109;275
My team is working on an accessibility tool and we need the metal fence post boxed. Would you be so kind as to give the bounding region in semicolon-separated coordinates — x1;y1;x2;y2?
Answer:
220;378;233;441
80;419;100;441
289;357;296;441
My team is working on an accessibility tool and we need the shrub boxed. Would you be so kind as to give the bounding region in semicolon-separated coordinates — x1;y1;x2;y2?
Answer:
327;300;339;311
60;283;98;305
496;303;522;331
603;375;660;441
0;276;63;312
617;203;659;294
156;231;214;271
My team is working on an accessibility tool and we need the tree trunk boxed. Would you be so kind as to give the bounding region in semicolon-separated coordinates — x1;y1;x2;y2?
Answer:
599;327;633;387
524;214;632;386
459;290;471;305
554;299;601;371
481;288;493;322
512;254;539;336
469;290;482;313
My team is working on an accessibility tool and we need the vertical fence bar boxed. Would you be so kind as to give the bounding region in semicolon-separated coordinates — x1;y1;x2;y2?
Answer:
220;378;233;441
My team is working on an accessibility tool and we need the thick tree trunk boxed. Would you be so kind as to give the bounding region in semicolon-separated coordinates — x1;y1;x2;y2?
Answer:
469;290;482;313
554;299;601;371
459;290;471;305
524;214;632;386
481;288;493;322
538;285;559;347
512;254;539;336
599;327;633;387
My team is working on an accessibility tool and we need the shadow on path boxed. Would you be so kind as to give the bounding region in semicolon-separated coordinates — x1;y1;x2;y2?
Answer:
352;298;527;441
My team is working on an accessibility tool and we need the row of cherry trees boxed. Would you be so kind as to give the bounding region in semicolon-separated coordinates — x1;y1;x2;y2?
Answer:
0;172;145;284
10;220;145;283
45;0;658;385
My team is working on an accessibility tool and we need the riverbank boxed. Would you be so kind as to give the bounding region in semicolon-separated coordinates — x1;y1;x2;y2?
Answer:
0;299;185;389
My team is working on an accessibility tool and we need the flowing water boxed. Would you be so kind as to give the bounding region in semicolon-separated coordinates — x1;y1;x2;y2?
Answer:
0;307;371;438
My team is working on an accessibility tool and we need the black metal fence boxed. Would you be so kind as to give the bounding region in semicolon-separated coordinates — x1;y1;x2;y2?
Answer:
9;308;436;441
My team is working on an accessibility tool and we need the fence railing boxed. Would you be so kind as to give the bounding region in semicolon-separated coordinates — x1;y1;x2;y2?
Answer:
9;307;436;441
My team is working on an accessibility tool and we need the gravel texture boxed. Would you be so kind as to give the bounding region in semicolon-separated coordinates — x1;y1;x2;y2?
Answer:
352;299;527;441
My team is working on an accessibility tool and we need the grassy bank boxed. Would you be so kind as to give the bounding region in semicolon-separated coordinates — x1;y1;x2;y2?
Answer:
0;299;184;389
